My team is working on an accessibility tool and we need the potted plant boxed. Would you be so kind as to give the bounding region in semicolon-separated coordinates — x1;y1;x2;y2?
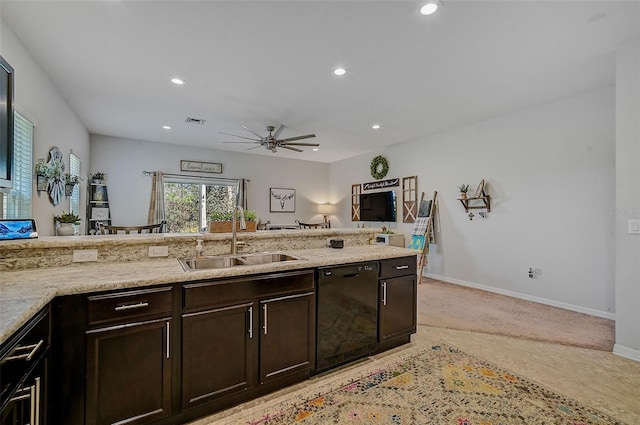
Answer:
54;211;80;236
34;159;50;191
92;172;105;184
63;173;81;196
458;184;469;199
208;210;258;233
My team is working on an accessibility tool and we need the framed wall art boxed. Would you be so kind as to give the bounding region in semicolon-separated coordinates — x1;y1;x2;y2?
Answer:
270;188;295;212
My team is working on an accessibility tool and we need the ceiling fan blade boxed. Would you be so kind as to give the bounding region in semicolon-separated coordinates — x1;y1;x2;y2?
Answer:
247;145;263;150
272;124;285;139
277;134;316;142
219;132;261;141
222;141;261;144
281;142;320;147
241;124;264;139
280;145;304;153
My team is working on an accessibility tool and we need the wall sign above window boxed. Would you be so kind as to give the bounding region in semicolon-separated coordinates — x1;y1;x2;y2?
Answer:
180;160;222;174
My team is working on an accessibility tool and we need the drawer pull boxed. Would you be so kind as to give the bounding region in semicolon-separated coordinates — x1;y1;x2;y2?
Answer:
382;281;387;306
4;339;44;362
114;301;149;311
394;265;409;270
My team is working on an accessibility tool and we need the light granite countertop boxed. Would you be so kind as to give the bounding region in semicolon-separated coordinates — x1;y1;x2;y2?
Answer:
0;245;415;345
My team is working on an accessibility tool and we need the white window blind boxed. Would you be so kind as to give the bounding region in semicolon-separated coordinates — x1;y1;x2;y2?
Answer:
3;112;33;218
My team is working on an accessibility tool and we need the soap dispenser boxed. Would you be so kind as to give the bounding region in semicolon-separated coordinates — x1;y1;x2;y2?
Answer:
195;239;204;257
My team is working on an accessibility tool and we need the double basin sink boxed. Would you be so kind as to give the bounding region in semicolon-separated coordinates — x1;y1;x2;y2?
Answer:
178;251;303;272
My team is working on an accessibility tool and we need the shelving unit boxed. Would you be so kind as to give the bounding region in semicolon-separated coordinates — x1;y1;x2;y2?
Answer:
457;179;490;220
86;179;111;234
458;195;491;213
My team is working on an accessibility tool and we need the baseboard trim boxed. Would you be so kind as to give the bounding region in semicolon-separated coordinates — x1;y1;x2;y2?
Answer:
424;273;616;321
613;344;640;362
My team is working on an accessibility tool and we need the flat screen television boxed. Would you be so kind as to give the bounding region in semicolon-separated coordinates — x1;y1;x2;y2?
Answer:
359;191;397;222
0;55;14;189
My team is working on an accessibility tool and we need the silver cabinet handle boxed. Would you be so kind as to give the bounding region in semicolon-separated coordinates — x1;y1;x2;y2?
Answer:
263;304;268;335
248;307;253;339
382;281;387;306
33;377;41;425
165;321;170;359
9;386;31;402
5;339;44;361
115;301;149;311
395;265;409;270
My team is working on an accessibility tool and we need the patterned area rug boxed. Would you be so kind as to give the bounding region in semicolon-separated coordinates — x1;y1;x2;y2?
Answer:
242;344;626;425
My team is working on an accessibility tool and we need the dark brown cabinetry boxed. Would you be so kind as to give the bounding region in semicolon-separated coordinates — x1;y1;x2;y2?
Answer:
0;306;49;425
181;302;255;408
259;291;315;384
378;256;417;346
181;270;315;415
85;287;173;425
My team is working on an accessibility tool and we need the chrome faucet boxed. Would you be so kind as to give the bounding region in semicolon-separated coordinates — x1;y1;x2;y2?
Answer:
231;204;247;254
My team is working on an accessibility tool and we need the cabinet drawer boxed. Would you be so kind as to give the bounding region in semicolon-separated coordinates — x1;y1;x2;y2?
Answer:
184;270;314;311
87;286;173;326
379;256;417;279
0;306;49;410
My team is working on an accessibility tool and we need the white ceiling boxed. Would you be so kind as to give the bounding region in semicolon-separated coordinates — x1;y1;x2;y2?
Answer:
2;0;639;163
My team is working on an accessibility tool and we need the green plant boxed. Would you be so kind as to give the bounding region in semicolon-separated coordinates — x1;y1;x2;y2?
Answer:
64;173;80;185
92;172;105;180
458;184;469;193
34;159;50;176
210;210;258;221
54;211;81;224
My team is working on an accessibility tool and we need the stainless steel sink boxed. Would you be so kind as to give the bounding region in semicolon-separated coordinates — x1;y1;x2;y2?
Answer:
178;252;302;272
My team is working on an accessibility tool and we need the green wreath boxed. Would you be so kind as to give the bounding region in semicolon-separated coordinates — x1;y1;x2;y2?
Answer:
370;155;389;180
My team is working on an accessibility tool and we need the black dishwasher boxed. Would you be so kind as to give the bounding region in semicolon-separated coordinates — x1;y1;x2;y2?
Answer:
316;262;378;372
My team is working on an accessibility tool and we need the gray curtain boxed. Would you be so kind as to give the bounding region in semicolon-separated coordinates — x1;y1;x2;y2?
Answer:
148;171;166;228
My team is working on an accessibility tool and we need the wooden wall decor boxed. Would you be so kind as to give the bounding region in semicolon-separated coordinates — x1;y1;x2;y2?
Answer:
402;176;418;223
351;184;361;221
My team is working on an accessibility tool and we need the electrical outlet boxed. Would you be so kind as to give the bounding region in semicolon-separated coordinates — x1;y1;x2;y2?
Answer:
148;246;169;257
73;249;98;262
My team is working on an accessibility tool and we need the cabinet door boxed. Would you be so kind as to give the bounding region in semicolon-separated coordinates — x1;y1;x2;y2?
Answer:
259;292;315;384
85;319;171;425
181;303;254;409
379;275;417;342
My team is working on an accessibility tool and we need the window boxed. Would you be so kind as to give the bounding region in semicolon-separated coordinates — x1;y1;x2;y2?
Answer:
2;112;33;218
163;176;243;233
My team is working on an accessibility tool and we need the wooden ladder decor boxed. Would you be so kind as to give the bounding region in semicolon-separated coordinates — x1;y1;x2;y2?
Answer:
415;191;437;283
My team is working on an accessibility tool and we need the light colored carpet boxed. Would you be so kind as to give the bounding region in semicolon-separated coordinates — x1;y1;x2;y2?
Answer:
418;278;615;351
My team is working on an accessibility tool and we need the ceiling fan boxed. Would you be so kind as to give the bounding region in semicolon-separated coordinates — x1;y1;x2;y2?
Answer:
220;124;318;153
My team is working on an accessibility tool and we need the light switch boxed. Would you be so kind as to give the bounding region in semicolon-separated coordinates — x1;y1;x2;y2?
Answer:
629;219;640;235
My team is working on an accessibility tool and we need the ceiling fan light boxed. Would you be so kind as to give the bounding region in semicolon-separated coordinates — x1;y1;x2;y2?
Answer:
420;0;441;16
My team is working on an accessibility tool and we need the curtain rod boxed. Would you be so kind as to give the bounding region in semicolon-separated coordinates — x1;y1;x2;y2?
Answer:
142;171;249;183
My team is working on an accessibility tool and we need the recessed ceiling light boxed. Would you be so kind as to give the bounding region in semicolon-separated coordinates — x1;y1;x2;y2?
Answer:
171;78;184;85
333;68;346;76
313;148;319;152
372;124;381;130
162;125;171;130
420;0;441;16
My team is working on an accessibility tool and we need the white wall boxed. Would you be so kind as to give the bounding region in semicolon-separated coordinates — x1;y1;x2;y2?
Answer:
330;87;616;317
614;38;640;361
90;135;330;227
0;18;90;235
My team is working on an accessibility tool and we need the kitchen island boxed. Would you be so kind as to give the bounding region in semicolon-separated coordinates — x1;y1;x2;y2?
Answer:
0;229;417;425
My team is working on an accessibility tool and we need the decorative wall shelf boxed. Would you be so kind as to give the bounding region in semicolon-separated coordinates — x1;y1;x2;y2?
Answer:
458;179;490;220
458;195;491;212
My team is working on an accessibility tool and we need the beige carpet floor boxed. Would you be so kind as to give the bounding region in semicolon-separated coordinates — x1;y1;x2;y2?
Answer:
193;327;640;425
418;278;615;351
